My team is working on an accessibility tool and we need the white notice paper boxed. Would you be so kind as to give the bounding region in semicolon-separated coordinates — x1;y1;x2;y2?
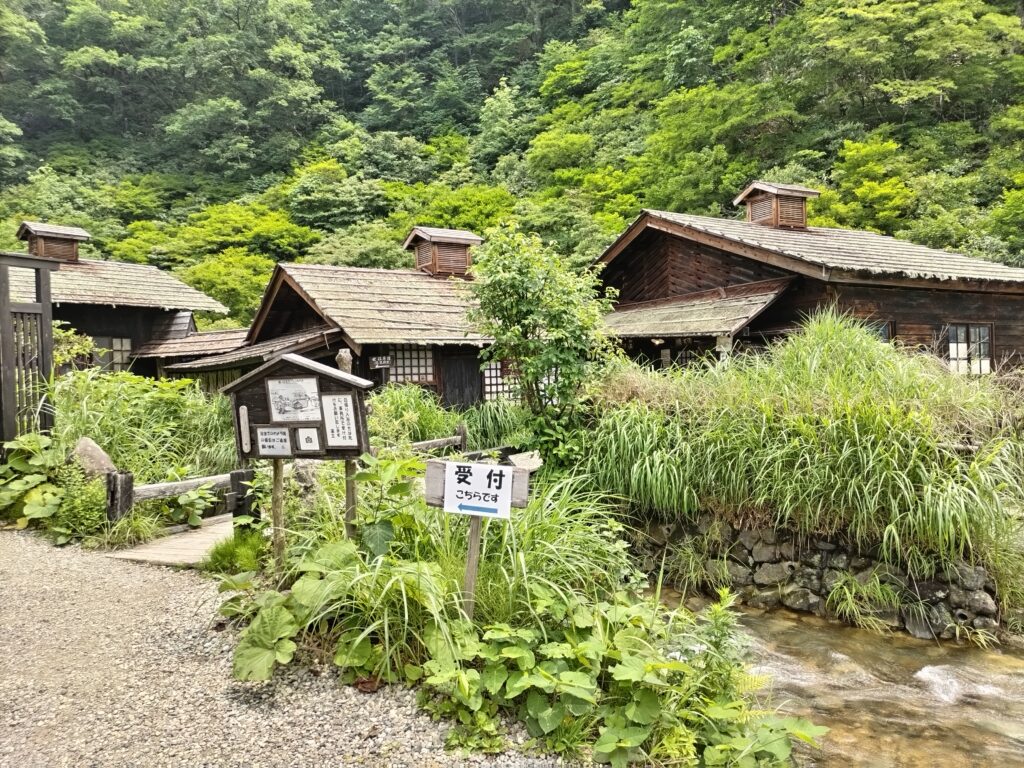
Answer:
256;426;291;457
442;461;512;520
322;393;358;448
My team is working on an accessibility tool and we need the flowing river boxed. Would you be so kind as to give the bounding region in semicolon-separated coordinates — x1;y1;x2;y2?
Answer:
739;608;1024;767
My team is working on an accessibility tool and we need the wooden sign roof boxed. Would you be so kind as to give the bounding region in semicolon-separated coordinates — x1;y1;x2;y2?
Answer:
732;181;821;205
221;352;374;394
16;221;92;241
402;226;483;249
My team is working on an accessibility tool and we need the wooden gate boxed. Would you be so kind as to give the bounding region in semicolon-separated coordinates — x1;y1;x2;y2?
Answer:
0;253;59;442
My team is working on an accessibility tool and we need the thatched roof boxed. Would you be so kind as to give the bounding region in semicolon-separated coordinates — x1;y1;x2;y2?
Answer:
133;328;248;359
605;279;792;339
7;259;227;312
601;211;1024;290
167;327;341;373
279;264;486;347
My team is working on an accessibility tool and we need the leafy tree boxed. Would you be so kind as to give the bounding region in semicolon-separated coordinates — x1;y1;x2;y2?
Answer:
468;225;616;462
169;202;319;266
302;222;412;269
179;248;275;322
286;160;389;230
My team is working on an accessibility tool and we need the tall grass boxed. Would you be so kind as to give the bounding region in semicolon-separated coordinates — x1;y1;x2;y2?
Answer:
585;311;1024;605
49;369;235;482
462;396;532;450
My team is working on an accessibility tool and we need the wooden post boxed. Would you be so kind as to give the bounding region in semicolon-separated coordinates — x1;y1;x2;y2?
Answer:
271;458;285;578
0;265;16;443
229;468;256;530
344;459;357;539
106;471;134;521
456;422;468;452
463;516;483;621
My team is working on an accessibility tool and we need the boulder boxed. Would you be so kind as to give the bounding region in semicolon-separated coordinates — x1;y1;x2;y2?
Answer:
781;587;821;613
973;616;999;631
753;561;797;586
759;528;778;545
966;590;997;617
737;529;760;551
850;555;873;571
293;458;322;491
912;580;949;603
746;589;781;610
70;437;117;477
948;585;968;608
726;560;753;588
825;552;849;570
794;566;822;593
903;603;954;641
813;538;837;551
777;540;796;561
801;551;823;568
821;568;845;594
952;564;987;591
751;542;779;563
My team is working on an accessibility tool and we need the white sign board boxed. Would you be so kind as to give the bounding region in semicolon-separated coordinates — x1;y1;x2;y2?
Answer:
256;426;291;457
268;377;321;422
322;393;358;448
442;462;513;519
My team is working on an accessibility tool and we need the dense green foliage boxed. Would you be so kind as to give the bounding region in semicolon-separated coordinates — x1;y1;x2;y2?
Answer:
5;1;1024;323
218;453;823;763
583;313;1024;614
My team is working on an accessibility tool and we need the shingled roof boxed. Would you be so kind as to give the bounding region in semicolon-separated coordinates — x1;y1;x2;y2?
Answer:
402;226;484;249
605;278;792;338
16;221;91;241
602;211;1024;290
167;327;342;372
133;328;249;359
275;264;486;348
7;258;227;312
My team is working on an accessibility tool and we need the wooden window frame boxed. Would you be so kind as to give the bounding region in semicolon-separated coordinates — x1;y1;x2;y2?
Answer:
946;322;993;375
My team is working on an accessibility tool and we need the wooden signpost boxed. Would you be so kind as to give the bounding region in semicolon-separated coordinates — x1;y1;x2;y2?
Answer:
222;353;374;578
425;460;529;619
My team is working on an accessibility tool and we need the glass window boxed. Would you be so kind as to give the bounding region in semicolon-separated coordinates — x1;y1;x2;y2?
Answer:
91;336;132;371
389;345;435;384
865;320;893;341
483;360;518;401
947;324;991;375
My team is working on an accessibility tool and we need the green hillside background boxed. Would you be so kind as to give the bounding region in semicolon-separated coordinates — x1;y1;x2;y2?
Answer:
3;0;1024;325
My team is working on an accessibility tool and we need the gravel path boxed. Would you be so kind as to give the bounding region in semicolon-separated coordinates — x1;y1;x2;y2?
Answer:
0;532;562;768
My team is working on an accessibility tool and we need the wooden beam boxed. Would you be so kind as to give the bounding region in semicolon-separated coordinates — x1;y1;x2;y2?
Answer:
132;472;233;502
0;252;61;271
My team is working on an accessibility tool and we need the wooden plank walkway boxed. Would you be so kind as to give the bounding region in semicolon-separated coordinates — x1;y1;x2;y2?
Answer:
107;514;234;568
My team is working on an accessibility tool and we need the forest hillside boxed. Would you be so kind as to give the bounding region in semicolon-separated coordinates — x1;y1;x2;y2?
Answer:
2;0;1024;325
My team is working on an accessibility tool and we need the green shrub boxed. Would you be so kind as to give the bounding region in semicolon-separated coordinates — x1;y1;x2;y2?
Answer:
585;311;1024;612
48;461;107;544
202;529;268;574
367;384;460;446
463;397;533;450
50;370;234;482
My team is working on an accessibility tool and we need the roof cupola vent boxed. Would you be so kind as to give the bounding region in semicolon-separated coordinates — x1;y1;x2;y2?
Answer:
16;221;91;261
403;226;483;278
733;181;820;230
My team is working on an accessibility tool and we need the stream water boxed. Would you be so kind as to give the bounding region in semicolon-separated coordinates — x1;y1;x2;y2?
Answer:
739;608;1024;766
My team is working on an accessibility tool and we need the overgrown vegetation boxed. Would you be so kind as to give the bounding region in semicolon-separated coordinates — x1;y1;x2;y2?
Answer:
584;312;1024;616
217;453;824;763
0;370;234;545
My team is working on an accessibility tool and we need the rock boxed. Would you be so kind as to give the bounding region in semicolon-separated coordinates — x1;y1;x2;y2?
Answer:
973;616;999;631
903;603;954;641
759;528;778;545
948;585;968;608
70;437;116;476
781;587;821;613
802;551;823;568
777;540;796;561
737;529;759;551
825;552;849;570
725;561;752;587
814;538;837;551
746;589;781;610
850;555;873;571
952;564;987;591
911;580;949;603
293;458;322;491
751;542;778;563
753;561;797;586
508;450;543;472
966;590;997;617
794;566;821;592
873;563;908;588
645;522;671;547
821;569;845;593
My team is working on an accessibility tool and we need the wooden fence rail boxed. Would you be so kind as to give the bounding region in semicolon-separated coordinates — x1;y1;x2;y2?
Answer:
106;468;254;521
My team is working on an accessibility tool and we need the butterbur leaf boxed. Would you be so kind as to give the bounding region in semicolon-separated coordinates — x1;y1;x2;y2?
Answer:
562;694;594;716
404;664;423;683
360;520;394;557
500;645;535;670
481;663;508;695
610;654;646;682
625;688;660;724
705;702;744;721
233;643;279;681
537;642;573;659
537;702;565;734
526;689;548;719
776;716;829;745
334;633;373;669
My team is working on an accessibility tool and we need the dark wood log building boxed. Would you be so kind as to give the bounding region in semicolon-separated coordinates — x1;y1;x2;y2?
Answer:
600;181;1024;373
168;227;512;407
8;222;227;375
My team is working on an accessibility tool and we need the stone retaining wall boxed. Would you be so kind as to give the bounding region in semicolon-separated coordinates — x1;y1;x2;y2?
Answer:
641;517;1003;641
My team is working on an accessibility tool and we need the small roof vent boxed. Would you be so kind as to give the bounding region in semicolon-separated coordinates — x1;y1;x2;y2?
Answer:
733;181;820;230
16;220;92;261
403;226;483;278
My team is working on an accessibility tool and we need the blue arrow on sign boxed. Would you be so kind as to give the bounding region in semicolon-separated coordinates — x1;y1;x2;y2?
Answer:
458;502;500;515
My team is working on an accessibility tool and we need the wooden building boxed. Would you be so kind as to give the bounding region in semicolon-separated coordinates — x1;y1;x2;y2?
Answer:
168;227;513;407
8;222;227;375
600;181;1024;373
